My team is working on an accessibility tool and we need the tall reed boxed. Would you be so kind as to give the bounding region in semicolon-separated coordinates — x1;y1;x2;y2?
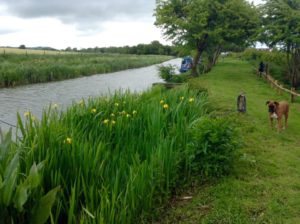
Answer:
0;54;173;87
16;85;208;223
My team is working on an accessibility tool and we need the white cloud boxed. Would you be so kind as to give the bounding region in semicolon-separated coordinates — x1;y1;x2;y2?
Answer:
0;14;166;49
0;0;264;49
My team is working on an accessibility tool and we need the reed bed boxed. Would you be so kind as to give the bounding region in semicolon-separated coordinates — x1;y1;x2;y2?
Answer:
1;85;207;224
0;53;172;87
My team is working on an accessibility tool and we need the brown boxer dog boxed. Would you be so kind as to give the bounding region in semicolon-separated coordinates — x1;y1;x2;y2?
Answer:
266;100;289;131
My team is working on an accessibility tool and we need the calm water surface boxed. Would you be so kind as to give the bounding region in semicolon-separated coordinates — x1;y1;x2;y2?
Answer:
0;58;181;131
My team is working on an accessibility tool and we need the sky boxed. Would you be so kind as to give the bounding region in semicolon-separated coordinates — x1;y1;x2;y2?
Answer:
0;0;264;50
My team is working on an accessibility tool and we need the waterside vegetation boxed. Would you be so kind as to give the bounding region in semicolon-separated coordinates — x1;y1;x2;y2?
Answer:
0;53;172;88
0;84;239;223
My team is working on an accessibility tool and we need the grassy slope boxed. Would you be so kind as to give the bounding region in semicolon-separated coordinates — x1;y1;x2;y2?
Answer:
161;58;300;223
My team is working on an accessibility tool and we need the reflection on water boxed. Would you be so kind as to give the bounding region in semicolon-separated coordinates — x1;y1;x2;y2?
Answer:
0;58;181;131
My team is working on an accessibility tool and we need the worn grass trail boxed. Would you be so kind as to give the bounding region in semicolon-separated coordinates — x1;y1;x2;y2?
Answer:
161;58;300;223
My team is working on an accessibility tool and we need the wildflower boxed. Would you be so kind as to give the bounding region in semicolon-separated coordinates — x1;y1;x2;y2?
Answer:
31;116;36;121
132;110;137;115
78;100;84;106
126;114;131;118
110;113;115;117
163;104;169;109
121;110;126;115
103;119;109;125
24;111;30;117
114;103;119;107
65;137;72;145
52;103;59;109
189;97;195;103
180;96;184;101
111;120;116;125
91;108;97;114
160;100;164;104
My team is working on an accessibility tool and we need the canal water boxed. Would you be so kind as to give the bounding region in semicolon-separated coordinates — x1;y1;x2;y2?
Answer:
0;58;181;131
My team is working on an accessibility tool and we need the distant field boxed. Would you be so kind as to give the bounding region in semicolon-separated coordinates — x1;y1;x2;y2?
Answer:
0;52;173;87
0;47;75;55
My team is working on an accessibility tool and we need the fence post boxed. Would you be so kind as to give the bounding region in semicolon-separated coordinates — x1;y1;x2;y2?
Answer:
279;85;283;95
291;87;296;103
265;63;269;75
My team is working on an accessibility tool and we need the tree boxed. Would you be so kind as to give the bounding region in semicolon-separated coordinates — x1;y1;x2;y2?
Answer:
19;44;26;49
261;0;300;87
155;0;259;76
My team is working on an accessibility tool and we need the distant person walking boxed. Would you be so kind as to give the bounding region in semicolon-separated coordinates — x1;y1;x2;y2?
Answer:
258;61;265;77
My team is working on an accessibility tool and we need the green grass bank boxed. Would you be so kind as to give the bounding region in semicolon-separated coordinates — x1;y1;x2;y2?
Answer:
0;53;172;87
1;80;242;223
160;58;300;223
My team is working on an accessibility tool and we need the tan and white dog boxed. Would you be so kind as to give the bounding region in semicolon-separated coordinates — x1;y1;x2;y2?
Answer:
266;100;289;131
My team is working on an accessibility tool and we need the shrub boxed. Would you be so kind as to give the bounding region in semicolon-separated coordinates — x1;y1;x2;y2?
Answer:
188;116;239;177
158;64;188;83
158;64;175;81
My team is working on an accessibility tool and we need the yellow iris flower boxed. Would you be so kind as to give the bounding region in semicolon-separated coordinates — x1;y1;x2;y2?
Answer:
163;104;169;109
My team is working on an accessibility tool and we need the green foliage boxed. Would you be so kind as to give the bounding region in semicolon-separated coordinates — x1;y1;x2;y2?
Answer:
155;0;259;75
239;48;291;86
85;40;178;56
0;54;173;87
161;56;300;224
30;186;60;224
0;81;240;223
158;64;175;81
0;129;59;224
189;116;239;177
260;0;300;87
158;64;188;83
260;0;300;47
14;85;216;223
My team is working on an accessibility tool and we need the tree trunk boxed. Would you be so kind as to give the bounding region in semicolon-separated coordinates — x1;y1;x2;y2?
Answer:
205;46;222;73
190;35;208;77
212;46;222;66
289;48;300;88
191;49;201;76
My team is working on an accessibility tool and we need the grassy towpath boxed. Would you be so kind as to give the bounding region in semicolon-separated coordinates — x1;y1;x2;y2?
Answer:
161;58;300;223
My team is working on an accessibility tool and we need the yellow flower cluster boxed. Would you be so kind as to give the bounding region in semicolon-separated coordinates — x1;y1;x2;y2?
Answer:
24;111;36;121
102;119;116;126
24;111;30;117
189;97;195;103
64;137;72;145
52;103;59;109
91;108;97;114
100;109;138;127
103;119;110;124
78;100;85;107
